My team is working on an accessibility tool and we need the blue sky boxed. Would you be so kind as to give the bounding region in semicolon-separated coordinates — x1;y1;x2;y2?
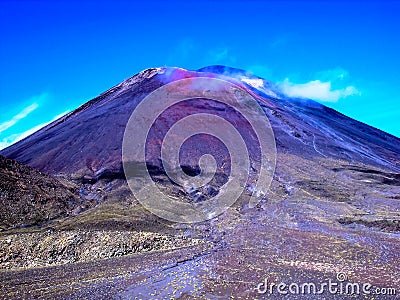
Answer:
1;0;399;149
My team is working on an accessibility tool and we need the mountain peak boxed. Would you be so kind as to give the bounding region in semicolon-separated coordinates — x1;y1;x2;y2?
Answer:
1;66;399;175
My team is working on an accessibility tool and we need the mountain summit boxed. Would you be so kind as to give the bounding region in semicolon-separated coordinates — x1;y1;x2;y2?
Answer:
2;66;399;176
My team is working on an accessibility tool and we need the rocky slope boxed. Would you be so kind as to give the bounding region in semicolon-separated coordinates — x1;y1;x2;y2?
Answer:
0;155;82;230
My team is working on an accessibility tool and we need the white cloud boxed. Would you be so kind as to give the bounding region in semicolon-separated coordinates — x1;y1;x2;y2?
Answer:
280;79;360;102
0;103;39;134
0;110;69;150
240;76;279;98
240;77;264;89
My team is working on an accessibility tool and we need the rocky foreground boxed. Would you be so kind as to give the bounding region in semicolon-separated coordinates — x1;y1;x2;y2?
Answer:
0;229;203;270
